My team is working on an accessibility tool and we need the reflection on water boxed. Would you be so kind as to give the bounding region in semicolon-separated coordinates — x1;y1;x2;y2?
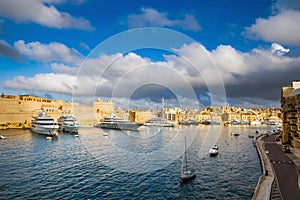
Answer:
0;125;272;199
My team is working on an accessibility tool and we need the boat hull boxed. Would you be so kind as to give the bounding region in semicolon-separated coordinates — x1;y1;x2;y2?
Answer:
59;125;79;133
143;123;174;127
30;126;58;136
179;173;196;184
209;152;218;157
99;123;141;131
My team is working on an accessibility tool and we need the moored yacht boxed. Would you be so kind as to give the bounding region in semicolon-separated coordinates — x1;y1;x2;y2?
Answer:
30;112;59;136
209;145;219;156
96;116;142;131
58;115;80;133
144;117;175;127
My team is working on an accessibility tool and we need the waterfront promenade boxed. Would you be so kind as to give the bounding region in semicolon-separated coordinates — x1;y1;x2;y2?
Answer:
254;134;300;200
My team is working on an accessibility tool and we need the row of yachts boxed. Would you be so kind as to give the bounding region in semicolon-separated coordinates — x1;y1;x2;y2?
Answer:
30;113;178;137
30;112;80;136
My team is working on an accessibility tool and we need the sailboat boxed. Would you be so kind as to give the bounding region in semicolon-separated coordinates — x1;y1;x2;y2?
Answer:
179;136;196;184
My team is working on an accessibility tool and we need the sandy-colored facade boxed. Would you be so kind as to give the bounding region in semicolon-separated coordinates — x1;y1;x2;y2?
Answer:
129;110;156;123
1;93;282;130
0;93;114;129
281;81;300;147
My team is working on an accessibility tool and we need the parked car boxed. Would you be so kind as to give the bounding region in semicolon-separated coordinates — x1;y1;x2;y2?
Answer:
282;144;291;153
275;136;281;141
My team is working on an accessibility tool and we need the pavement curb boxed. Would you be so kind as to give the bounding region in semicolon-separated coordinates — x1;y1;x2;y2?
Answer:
252;134;274;200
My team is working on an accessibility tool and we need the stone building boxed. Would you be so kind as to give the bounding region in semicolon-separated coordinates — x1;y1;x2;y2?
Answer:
177;109;201;123
92;98;114;122
128;110;156;123
281;81;300;147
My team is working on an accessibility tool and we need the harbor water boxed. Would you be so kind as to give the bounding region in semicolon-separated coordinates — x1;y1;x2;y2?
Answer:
0;126;273;199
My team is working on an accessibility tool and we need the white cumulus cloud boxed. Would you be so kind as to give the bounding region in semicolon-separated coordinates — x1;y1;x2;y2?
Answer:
14;40;84;65
270;43;290;56
127;7;201;31
3;73;76;94
0;0;94;31
245;9;300;46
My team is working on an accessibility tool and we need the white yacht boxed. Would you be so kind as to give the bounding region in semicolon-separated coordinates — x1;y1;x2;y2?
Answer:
250;120;261;126
209;145;219;156
58;115;80;133
30;112;59;136
97;116;142;131
143;117;175;127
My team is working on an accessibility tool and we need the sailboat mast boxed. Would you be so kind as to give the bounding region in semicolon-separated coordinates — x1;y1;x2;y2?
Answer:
161;97;164;119
181;146;184;176
185;136;188;171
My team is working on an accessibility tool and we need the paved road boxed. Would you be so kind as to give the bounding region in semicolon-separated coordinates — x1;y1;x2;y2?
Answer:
263;134;300;200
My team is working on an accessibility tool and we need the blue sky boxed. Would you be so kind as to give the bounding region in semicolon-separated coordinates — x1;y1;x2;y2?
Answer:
0;0;300;109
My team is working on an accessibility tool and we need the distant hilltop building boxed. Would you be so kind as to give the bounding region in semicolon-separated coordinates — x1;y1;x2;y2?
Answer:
281;81;300;147
0;93;114;129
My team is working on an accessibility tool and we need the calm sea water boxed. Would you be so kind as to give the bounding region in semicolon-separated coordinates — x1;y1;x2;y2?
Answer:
0;125;272;199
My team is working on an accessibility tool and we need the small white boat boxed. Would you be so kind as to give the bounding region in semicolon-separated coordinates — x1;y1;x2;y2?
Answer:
250;120;261;126
103;132;109;136
0;135;6;139
209;145;219;156
46;137;52;140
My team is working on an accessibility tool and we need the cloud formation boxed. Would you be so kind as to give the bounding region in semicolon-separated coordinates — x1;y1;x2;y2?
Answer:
0;0;94;31
3;42;300;108
0;39;21;61
127;8;201;31
245;9;300;46
270;43;290;56
14;40;83;65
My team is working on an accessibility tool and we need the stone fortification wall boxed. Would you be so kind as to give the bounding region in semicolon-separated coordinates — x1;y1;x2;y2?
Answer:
0;94;114;129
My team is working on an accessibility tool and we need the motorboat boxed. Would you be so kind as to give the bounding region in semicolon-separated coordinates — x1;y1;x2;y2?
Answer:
211;120;220;125
233;132;240;136
251;120;261;126
0;135;6;139
201;120;211;125
231;120;241;125
97;116;142;131
58;115;80;133
180;136;196;184
180;119;199;126
240;120;250;125
30;112;59;136
180;121;192;125
209;145;219;156
144;117;174;127
103;132;109;136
